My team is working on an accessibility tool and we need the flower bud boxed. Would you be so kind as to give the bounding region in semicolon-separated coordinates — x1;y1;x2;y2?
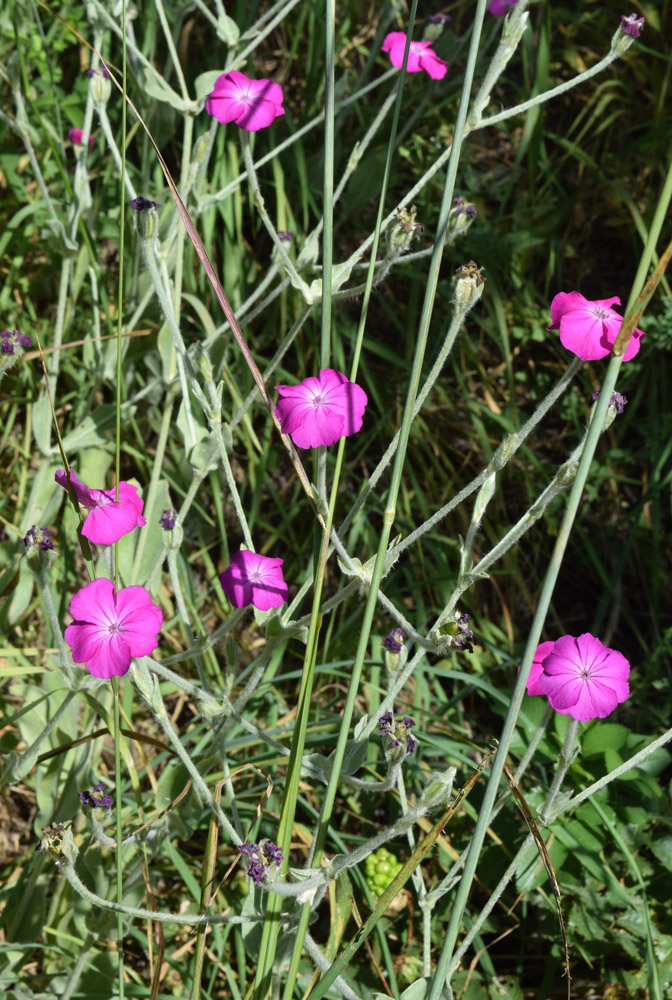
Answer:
159;509;183;549
446;197;477;242
420;766;457;810
87;65;111;105
382;627;407;675
22;525;55;573
131;197;161;239
452;260;485;311
611;13;644;56
387;205;423;255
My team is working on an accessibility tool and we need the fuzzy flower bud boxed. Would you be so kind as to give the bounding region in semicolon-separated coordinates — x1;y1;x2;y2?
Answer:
86;65;111;104
131;197;161;238
447;196;477;241
420;766;457;810
387;205;423;255
159;508;183;549
611;13;644;55
382;627;408;674
452;260;486;311
22;526;55;572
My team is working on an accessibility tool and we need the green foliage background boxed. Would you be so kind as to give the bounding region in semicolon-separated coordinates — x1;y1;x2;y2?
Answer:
1;0;671;997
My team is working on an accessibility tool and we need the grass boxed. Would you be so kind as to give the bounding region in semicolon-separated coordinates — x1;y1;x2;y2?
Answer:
1;1;672;998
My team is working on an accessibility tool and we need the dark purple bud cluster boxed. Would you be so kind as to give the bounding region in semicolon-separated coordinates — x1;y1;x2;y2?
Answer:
239;840;283;885
130;196;161;211
278;231;293;242
452;196;477;220
428;13;452;23
1;329;31;355
592;390;627;415
620;13;644;37
87;65;111;79
378;712;418;755
382;627;405;654
453;613;475;653
79;782;114;811
22;526;54;551
159;508;178;530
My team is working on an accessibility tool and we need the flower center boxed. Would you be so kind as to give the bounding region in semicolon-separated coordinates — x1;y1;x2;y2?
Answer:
248;568;264;583
311;391;327;409
108;622;123;635
591;305;609;320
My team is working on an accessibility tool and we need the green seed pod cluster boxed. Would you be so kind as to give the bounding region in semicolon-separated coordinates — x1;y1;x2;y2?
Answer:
365;847;403;897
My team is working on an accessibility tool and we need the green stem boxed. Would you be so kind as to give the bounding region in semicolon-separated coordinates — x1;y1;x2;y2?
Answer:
112;678;125;1000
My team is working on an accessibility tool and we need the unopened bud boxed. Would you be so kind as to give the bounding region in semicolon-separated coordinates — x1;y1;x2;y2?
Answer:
87;65;111;105
388;205;423;255
452;260;485;311
446;197;477;241
131;197;161;239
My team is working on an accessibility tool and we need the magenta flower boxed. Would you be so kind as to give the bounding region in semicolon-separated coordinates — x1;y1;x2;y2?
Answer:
275;369;368;449
488;0;518;14
205;71;285;132
68;127;94;146
382;32;448;80
55;469;146;545
525;640;556;696
65;578;163;679
549;291;645;362
532;633;631;722
219;550;288;611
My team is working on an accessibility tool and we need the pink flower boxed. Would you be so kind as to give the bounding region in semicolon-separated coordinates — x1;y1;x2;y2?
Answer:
549;291;645;362
525;640;556;696
205;71;285;131
275;369;368;449
536;633;631;722
488;0;518;14
68;127;94;146
65;578;163;679
382;32;448;80
219;550;288;611
55;469;146;545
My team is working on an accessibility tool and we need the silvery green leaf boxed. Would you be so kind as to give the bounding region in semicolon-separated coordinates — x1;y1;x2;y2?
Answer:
216;14;240;44
193;70;224;102
40;218;78;255
143;67;195;113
